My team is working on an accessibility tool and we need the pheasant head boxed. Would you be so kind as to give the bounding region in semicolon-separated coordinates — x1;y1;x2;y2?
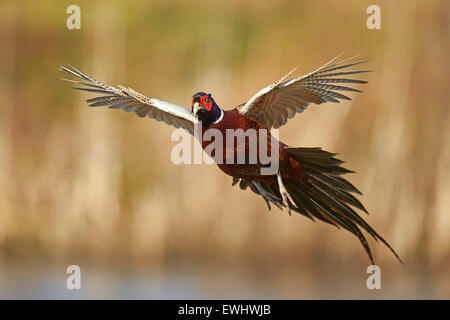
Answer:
191;92;223;125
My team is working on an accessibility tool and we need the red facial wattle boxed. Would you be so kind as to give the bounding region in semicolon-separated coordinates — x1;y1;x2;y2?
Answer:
201;95;212;111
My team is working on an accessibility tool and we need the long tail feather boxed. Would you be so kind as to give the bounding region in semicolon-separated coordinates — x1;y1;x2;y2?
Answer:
285;147;402;264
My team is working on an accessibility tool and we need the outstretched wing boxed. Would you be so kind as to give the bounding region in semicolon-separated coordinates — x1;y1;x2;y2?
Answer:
60;66;196;134
237;53;370;129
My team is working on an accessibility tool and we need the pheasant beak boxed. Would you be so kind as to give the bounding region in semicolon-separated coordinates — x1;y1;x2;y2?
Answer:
193;102;203;116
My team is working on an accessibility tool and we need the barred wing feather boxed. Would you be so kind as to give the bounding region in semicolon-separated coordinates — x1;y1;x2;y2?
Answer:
237;53;370;129
60;66;195;134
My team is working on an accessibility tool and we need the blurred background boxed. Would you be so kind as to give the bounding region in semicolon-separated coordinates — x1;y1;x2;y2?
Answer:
0;0;448;299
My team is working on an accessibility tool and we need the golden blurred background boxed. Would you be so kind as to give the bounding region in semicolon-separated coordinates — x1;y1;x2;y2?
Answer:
0;0;448;298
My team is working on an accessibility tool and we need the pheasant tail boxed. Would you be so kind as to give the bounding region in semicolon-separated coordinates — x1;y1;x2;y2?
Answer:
285;147;402;265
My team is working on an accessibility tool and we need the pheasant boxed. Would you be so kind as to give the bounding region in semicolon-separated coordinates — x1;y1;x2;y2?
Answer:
60;53;401;265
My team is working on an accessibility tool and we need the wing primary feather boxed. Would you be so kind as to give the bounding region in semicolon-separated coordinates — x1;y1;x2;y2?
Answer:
73;87;114;95
312;70;371;79
317;60;370;75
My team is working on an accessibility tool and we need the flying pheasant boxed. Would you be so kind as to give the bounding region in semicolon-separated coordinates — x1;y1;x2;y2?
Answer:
60;53;401;264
